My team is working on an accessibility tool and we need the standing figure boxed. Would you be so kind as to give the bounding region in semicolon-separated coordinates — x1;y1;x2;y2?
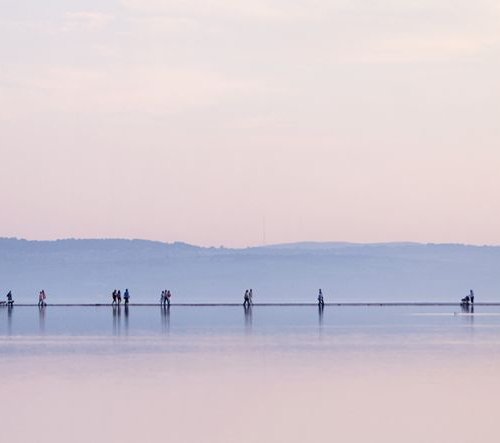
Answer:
124;289;130;305
249;289;253;305
6;291;14;306
112;290;117;305
160;290;165;305
470;289;475;304
38;290;46;307
318;289;324;307
117;290;122;305
166;290;171;307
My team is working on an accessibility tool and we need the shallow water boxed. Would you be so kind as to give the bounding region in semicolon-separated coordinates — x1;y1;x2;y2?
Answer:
1;305;499;442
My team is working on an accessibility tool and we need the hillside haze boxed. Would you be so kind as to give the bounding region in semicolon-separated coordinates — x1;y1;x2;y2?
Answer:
0;238;498;303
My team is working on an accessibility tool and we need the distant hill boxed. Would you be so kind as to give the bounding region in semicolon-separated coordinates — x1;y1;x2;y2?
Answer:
0;238;499;303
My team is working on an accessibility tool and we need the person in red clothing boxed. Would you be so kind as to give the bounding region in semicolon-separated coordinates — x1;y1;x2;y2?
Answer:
38;290;46;307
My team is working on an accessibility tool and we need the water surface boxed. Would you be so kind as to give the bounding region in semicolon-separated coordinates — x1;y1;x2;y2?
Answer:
1;305;499;442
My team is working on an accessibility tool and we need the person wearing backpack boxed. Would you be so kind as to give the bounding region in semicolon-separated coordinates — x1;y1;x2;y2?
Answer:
124;289;130;305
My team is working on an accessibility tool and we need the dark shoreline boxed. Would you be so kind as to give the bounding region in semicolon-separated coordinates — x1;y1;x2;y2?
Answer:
3;302;499;307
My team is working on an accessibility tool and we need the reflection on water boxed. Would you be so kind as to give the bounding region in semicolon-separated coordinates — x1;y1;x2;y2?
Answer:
112;305;130;336
2;305;500;359
318;304;324;327
2;305;500;443
112;305;120;335
7;305;13;336
161;305;170;334
461;304;474;314
124;305;129;335
38;305;46;335
243;305;252;332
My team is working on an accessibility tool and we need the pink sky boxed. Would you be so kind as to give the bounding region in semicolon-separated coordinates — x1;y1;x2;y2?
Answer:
1;0;499;247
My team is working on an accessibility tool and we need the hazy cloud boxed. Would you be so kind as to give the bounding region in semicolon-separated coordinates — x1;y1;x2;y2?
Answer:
0;64;269;117
62;11;114;32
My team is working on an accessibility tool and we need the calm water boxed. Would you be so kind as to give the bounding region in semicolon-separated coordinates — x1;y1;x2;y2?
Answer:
1;304;499;355
1;305;500;442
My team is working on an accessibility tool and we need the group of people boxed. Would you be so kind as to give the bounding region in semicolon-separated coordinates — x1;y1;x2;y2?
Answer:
160;290;172;306
461;289;475;306
0;287;478;307
243;289;254;307
0;291;14;307
2;290;45;307
112;289;130;305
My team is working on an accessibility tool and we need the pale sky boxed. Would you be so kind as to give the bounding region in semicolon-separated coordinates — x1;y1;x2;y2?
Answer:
1;0;499;247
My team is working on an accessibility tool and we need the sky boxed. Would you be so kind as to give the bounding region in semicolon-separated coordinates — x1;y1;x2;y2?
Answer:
1;0;499;247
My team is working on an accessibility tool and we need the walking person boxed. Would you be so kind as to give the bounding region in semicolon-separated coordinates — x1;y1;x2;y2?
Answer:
249;289;253;305
160;290;165;305
6;291;14;306
318;289;324;307
112;290;117;305
166;290;171;307
243;290;250;307
117;290;122;305
124;289;130;305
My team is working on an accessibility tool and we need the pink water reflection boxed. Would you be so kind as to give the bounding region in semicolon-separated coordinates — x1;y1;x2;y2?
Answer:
1;348;499;443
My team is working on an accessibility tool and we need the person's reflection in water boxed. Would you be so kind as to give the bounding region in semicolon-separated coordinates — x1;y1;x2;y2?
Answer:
7;305;13;336
244;305;252;332
161;305;170;334
318;304;325;338
459;302;474;327
38;305;46;335
318;304;324;326
467;304;475;327
124;304;129;335
112;305;120;336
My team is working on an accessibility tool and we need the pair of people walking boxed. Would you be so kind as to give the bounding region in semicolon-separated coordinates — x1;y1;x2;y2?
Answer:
38;290;47;306
160;290;172;306
243;289;253;307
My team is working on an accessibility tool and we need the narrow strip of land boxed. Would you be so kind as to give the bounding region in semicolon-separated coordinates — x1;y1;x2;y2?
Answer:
4;302;500;307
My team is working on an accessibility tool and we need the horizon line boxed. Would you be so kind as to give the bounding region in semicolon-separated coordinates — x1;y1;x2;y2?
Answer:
1;236;500;249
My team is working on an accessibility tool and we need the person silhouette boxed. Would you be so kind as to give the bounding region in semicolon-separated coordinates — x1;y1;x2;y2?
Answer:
6;291;13;306
318;289;324;306
38;290;46;307
124;289;130;305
